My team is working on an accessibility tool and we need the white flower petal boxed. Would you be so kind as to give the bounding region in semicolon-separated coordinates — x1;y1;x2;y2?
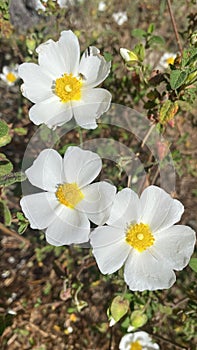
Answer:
20;192;59;229
63;146;102;188
124;250;176;291
107;188;141;228
46;206;90;245
119;332;160;350
72;88;111;129
58;30;80;75
90;226;130;274
26;149;63;192
36;39;68;78
79;46;111;88
29;96;73;128
154;225;196;270
19;63;53;103
77;182;116;225
140;186;184;232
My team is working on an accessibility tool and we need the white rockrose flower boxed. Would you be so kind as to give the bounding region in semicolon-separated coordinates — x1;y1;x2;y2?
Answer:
159;52;177;69
90;186;196;291
98;1;106;12
0;65;19;86
19;30;111;129
20;147;116;246
112;11;128;26
35;0;48;12
119;331;160;350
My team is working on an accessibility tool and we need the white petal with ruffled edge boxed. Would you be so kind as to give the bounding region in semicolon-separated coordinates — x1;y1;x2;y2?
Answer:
72;88;111;129
20;192;60;229
58;30;80;75
107;188;141;228
29;96;73;127
90;226;130;274
153;225;196;270
77;182;116;225
124;249;176;291
26;149;63;192
119;332;160;350
63;146;102;188
46;205;90;245
79;46;111;88
36;39;67;79
140;185;184;233
19;63;53;103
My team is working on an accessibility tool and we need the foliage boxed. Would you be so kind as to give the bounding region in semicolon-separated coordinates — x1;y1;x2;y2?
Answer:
0;1;196;349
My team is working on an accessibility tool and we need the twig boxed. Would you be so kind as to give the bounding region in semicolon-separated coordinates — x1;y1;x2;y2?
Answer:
151;167;160;185
167;0;183;54
108;326;113;350
0;223;30;249
152;333;188;349
141;123;155;149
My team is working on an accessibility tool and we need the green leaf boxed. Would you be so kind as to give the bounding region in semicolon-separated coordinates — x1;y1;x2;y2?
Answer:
110;296;129;323
17;212;26;221
18;223;28;234
148;35;165;46
181;48;197;67
0;154;13;176
134;43;145;62
131;28;146;39
0;134;12;147
189;258;197;273
147;23;155;34
0;200;12;226
0;171;26;187
130;310;148;328
0;120;9;138
170;70;188;90
14;127;28;136
103;52;113;62
159;100;179;125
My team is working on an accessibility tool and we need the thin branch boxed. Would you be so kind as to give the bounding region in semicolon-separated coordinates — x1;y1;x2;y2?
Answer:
108;326;113;350
167;0;183;54
141;123;155;149
0;223;30;248
152;333;188;350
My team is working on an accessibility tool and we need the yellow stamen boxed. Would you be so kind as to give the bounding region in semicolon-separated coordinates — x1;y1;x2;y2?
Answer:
126;223;155;252
56;182;84;209
6;72;17;83
166;57;175;65
130;341;142;350
55;73;82;103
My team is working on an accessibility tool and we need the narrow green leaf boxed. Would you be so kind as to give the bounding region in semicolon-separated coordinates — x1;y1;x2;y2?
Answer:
170;70;188;90
0;200;11;226
147;23;155;34
0;171;26;187
189;258;197;273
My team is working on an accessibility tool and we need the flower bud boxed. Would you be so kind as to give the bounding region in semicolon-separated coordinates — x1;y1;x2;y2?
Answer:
120;48;139;63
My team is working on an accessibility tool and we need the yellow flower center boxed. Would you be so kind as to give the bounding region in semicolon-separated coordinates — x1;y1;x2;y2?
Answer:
130;341;142;350
55;182;84;209
6;72;17;83
166;57;175;65
125;223;155;252
55;73;82;103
